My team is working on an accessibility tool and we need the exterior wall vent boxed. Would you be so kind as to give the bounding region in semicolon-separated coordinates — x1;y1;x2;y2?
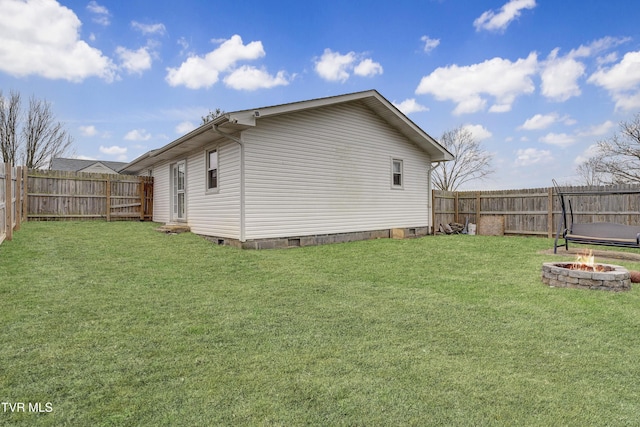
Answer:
288;238;301;247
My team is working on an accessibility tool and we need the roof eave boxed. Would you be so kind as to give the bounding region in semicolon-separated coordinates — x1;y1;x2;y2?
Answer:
121;115;231;173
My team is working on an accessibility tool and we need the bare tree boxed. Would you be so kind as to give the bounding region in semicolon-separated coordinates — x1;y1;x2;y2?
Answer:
575;157;606;186
22;96;73;169
431;125;494;191
595;113;640;184
201;108;225;125
0;90;21;165
0;90;73;168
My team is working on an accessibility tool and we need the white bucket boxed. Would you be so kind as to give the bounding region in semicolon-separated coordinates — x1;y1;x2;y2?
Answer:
468;223;476;235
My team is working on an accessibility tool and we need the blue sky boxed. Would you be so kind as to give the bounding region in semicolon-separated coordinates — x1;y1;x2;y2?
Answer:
1;0;640;189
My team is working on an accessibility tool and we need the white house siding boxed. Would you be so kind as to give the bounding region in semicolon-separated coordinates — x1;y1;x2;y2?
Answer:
242;102;432;240
184;141;241;238
152;160;171;224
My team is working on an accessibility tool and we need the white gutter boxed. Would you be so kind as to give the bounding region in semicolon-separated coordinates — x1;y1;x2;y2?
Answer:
212;124;246;242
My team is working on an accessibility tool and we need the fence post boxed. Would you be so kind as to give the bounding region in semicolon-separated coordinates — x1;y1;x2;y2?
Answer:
454;192;459;224
139;177;145;221
5;165;12;241
22;167;27;223
431;189;435;234
476;192;481;224
547;187;554;238
105;176;111;222
14;166;21;231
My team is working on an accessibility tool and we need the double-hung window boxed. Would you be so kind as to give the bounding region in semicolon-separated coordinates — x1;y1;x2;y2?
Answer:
207;149;218;191
392;159;403;188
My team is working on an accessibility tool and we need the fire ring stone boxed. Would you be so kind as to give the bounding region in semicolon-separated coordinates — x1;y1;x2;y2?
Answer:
541;262;631;291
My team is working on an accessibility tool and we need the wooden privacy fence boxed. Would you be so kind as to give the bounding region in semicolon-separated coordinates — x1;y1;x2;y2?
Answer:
0;163;26;244
27;169;153;221
433;184;640;237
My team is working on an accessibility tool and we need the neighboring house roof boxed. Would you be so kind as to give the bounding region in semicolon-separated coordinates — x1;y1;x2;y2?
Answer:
122;90;454;174
50;158;128;174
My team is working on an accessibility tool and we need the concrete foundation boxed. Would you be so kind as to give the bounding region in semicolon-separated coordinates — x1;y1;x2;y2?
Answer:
200;226;430;249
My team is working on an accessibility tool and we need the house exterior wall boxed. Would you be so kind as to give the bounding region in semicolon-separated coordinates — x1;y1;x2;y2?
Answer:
241;102;432;240
151;141;242;238
152;160;171;224
184;141;241;238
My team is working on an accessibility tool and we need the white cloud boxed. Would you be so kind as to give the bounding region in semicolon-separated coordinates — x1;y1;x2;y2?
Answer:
131;21;166;36
99;145;127;155
124;129;152;141
597;52;619;66
177;37;190;56
537;37;630;104
515;148;553;166
569;36;631;59
421;36;440;53
415;52;537;115
577;120;615;137
520;113;560;130
314;49;382;82
74;154;97;160
86;1;110;26
540;49;585;101
574;143;601;165
314;49;356;82
589;48;640;87
0;0;116;82
116;46;152;75
176;121;196;134
79;125;98;137
353;58;383;77
588;50;640;111
612;92;640;111
166;35;266;89
539;132;576;147
224;66;290;90
79;125;111;139
463;124;492;141
473;0;536;32
392;98;428;115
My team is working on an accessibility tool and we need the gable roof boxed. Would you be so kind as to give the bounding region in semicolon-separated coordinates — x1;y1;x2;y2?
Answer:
122;90;453;174
50;158;128;173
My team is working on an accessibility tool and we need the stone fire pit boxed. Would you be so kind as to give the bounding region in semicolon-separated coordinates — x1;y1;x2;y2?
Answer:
542;262;631;291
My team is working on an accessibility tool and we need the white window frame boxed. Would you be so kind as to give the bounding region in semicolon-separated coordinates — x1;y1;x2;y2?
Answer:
206;148;219;193
171;160;187;222
391;158;403;189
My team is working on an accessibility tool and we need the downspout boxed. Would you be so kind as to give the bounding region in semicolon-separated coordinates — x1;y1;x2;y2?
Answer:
212;125;246;242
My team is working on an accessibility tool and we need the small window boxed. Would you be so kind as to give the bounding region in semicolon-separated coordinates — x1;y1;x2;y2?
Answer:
207;149;218;190
392;159;403;188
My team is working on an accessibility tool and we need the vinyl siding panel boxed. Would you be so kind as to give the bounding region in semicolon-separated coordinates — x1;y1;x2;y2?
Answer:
185;141;241;238
243;102;431;240
152;160;171;224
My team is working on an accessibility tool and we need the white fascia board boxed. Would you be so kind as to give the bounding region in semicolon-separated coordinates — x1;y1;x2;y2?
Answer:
226;112;256;126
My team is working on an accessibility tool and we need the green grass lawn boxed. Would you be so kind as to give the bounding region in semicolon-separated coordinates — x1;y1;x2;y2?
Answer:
2;221;640;426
